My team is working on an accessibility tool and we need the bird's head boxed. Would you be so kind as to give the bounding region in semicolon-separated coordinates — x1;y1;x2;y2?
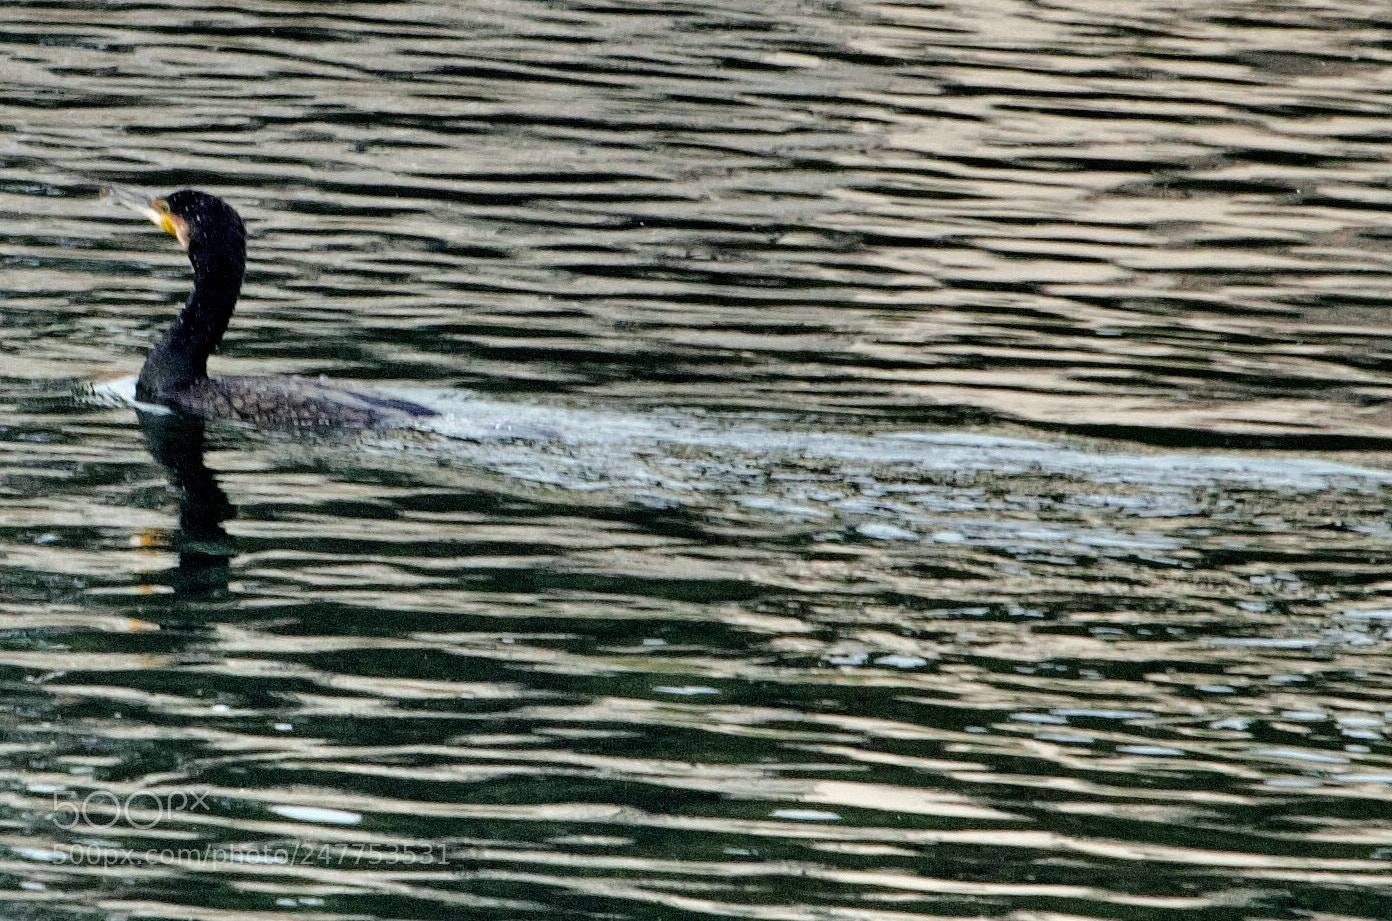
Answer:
106;185;246;279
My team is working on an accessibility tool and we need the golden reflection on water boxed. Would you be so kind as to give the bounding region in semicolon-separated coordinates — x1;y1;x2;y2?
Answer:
3;0;1392;919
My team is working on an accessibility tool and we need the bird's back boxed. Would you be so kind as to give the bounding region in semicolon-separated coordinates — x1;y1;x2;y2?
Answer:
168;376;437;428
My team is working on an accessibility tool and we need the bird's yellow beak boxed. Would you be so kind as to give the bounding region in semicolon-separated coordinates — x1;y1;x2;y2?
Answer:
103;184;190;249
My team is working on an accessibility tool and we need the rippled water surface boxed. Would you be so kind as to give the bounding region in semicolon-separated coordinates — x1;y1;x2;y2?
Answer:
4;1;1392;918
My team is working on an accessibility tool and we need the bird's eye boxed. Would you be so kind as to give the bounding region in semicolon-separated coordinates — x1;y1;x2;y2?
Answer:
160;202;170;214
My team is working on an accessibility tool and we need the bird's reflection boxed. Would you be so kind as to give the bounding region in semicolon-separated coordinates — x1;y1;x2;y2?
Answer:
137;409;236;598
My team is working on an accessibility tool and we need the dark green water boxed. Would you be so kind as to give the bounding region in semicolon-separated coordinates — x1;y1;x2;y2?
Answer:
3;1;1392;919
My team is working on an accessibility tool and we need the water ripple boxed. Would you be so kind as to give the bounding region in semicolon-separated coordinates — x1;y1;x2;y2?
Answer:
4;1;1392;919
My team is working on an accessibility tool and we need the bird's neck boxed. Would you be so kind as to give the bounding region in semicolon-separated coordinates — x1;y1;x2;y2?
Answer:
137;249;244;402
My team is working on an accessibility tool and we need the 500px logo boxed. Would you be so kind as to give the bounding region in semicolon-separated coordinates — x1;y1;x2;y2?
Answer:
49;789;211;830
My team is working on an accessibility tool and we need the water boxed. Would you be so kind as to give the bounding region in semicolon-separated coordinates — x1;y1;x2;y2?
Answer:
3;1;1392;918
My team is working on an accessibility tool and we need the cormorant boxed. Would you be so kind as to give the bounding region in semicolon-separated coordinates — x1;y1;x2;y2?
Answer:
105;185;437;428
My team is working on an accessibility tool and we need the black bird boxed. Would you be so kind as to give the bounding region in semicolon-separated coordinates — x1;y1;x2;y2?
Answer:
105;186;437;427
